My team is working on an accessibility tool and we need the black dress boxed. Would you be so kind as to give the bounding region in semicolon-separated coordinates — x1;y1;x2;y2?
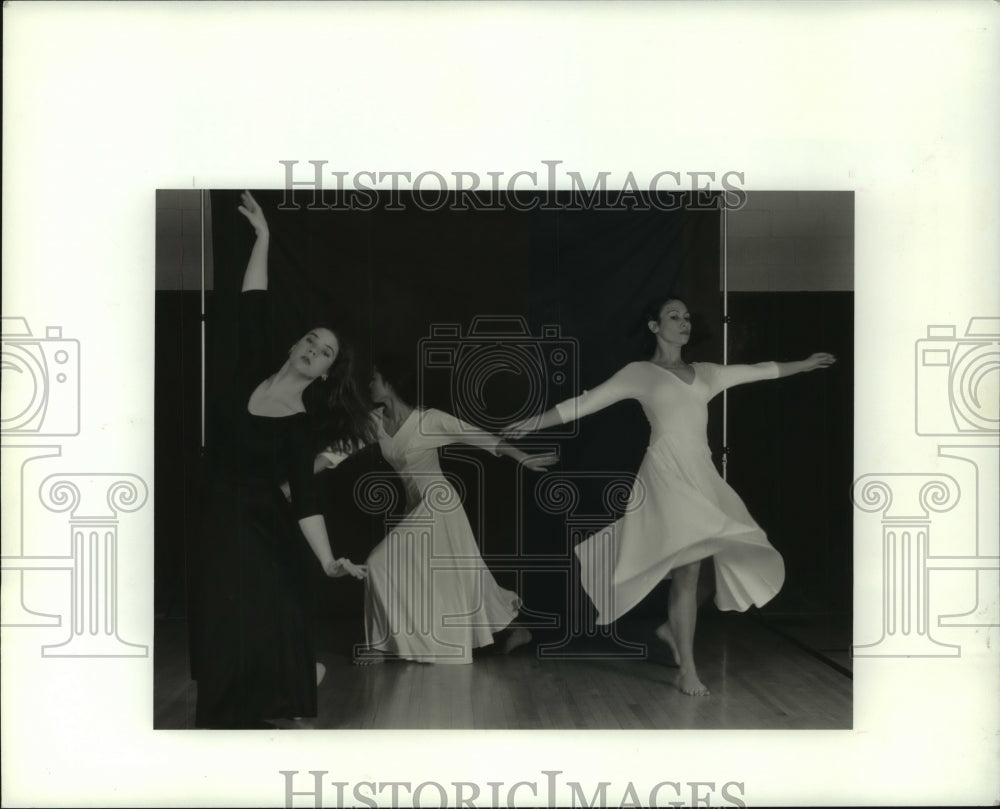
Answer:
191;290;323;728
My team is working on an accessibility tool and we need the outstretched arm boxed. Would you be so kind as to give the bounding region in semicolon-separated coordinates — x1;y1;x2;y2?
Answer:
705;353;837;398
503;363;643;440
502;407;564;439
774;352;837;377
413;409;558;470
495;440;559;472
238;191;270;292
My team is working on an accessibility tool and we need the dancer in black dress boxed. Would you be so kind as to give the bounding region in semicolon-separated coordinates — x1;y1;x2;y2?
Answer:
190;192;374;728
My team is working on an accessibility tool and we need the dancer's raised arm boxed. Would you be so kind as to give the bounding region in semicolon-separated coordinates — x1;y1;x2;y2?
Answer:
237;191;270;291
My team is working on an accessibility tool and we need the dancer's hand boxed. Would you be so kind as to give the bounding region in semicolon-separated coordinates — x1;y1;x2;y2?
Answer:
324;557;367;579
502;418;537;441
803;352;836;372
237;190;269;237
520;451;559;472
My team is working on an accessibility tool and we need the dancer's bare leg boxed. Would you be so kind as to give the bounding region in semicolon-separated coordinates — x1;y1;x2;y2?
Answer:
655;561;710;696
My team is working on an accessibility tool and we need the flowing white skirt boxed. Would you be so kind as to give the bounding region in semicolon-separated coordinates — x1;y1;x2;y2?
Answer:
364;493;520;664
575;433;785;624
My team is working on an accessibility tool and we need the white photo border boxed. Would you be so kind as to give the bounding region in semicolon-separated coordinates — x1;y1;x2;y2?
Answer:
2;2;998;807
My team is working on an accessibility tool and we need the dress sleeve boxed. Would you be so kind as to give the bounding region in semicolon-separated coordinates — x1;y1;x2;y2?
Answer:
554;362;645;424
286;415;323;520
238;290;274;396
700;362;779;399
413;409;502;455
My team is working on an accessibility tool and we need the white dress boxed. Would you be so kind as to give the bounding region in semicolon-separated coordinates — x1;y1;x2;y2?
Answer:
557;361;785;624
362;408;520;664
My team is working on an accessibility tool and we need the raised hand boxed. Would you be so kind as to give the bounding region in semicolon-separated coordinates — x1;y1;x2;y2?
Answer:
237;190;269;236
520;451;559;472
804;352;837;372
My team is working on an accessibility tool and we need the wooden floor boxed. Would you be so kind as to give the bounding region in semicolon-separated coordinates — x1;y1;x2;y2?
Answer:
155;611;851;729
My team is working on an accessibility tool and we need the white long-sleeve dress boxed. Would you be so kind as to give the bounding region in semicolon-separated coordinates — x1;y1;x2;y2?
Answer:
361;408;521;664
557;360;785;624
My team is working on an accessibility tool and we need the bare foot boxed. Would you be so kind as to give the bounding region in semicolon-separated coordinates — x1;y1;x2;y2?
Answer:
654;622;680;666
674;668;710;697
316;662;326;686
499;627;532;655
353;647;388;666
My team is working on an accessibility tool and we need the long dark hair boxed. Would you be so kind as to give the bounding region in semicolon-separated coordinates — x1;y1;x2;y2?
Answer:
372;350;419;408
302;328;376;451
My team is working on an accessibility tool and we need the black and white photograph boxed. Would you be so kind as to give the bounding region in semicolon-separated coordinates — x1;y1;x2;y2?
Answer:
2;2;997;807
154;187;853;731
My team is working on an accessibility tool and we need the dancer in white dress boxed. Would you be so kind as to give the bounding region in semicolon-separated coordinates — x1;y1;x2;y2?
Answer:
505;297;835;695
351;356;554;665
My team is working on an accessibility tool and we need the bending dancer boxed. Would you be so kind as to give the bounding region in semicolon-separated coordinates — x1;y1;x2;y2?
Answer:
351;353;555;665
504;297;835;696
191;192;374;728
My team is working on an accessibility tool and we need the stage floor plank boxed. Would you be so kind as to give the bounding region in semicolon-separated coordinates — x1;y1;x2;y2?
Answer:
155;610;851;730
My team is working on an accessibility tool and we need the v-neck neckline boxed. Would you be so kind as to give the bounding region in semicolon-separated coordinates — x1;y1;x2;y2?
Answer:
380;408;416;439
646;360;698;387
